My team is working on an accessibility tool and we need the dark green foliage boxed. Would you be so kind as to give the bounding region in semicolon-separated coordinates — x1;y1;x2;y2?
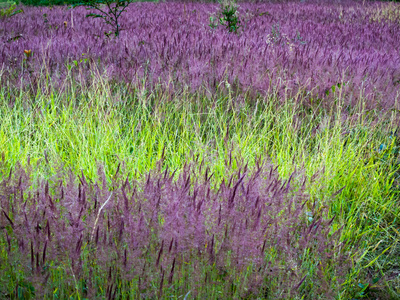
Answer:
209;0;242;33
218;1;241;33
19;0;156;7
20;0;82;6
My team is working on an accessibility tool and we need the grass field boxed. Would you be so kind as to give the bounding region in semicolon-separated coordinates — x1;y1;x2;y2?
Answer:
0;0;400;299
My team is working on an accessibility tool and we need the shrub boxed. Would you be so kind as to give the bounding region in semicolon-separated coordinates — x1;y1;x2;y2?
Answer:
209;0;241;33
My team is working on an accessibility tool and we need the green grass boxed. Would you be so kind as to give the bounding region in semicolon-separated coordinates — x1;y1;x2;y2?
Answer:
0;1;15;7
0;67;400;298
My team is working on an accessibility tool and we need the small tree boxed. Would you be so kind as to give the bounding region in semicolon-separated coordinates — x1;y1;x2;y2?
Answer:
73;0;136;37
218;0;241;33
209;0;242;34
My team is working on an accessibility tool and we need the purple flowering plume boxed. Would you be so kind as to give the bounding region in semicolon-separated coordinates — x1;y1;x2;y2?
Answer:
1;0;399;112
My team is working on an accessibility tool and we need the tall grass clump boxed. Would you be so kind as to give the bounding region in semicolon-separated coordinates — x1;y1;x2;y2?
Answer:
0;156;356;299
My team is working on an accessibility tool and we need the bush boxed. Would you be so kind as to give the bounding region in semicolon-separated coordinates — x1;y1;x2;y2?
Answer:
209;0;242;34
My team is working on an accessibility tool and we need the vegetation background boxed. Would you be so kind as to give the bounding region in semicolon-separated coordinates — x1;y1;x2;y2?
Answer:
0;0;400;299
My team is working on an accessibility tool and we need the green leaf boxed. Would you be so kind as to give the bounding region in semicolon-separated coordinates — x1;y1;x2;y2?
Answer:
372;276;381;284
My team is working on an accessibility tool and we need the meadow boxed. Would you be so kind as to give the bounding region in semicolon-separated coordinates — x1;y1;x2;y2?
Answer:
0;0;400;298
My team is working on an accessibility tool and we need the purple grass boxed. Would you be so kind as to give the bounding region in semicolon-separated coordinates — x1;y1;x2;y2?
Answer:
0;1;399;112
0;159;355;298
